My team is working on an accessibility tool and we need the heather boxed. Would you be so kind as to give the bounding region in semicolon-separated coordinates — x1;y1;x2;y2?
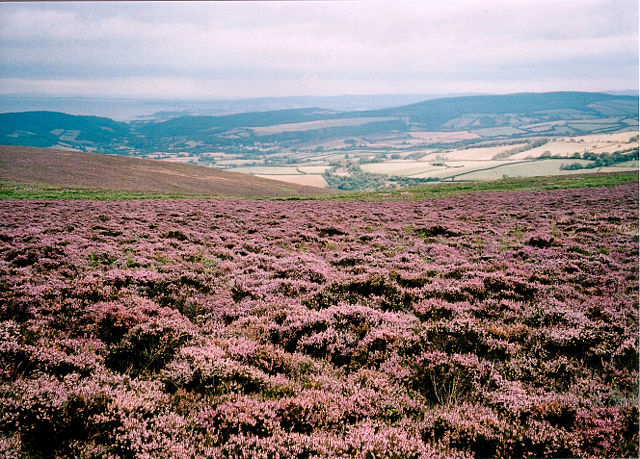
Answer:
0;183;638;458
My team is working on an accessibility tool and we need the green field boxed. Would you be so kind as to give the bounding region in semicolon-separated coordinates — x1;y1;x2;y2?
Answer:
2;171;637;202
312;171;639;201
0;181;225;201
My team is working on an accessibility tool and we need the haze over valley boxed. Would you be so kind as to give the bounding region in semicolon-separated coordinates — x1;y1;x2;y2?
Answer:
1;91;637;190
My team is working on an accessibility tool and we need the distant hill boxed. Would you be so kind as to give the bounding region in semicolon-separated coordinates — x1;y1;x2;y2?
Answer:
0;93;463;121
0;111;130;149
0;145;324;198
0;92;637;155
362;91;638;128
132;92;639;147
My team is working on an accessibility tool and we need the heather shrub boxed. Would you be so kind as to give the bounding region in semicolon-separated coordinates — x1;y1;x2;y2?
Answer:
417;319;490;357
0;183;637;457
338;421;440;458
162;344;293;397
525;232;556;248
88;300;142;344
419;402;582;458
305;275;412;312
421;404;514;457
248;343;319;379
198;395;280;442
575;405;640;458
0;370;190;457
412;352;494;406
1;374;70;456
413;298;462;321
104;302;197;377
297;327;360;365
0;434;20;459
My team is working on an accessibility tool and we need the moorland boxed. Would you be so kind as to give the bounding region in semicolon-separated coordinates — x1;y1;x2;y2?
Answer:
0;173;637;457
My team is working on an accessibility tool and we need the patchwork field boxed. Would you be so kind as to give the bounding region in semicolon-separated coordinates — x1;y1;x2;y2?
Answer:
450;160;639;182
509;132;639;159
0;181;637;457
224;131;638;190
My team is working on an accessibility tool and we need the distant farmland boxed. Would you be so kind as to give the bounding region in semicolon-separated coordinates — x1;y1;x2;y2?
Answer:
1;93;637;192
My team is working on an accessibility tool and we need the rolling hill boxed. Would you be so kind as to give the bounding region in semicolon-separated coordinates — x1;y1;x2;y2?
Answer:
0;145;325;198
0;111;130;150
0;92;636;156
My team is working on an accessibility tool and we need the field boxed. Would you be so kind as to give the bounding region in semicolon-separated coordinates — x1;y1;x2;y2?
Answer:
0;179;637;457
510;132;640;160
217;131;638;189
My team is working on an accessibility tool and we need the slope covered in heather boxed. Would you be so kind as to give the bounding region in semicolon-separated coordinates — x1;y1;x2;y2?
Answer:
0;145;324;198
0;182;637;457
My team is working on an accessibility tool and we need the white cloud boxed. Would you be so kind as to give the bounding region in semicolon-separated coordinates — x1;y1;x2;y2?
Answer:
0;0;637;98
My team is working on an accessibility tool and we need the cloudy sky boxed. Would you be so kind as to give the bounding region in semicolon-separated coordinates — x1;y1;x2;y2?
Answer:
0;0;637;99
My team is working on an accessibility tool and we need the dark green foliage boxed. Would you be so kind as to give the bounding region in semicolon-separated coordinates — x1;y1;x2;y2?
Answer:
323;163;440;192
0;111;130;149
560;147;639;170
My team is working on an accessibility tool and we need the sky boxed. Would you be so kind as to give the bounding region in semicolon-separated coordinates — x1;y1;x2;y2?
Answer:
0;0;637;99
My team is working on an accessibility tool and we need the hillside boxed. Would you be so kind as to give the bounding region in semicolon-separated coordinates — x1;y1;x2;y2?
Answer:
1;92;637;192
0;111;130;150
366;91;638;126
1;182;637;457
1;92;636;156
0;145;324;198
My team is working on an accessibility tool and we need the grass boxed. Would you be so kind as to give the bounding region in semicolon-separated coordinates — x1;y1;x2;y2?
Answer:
1;171;637;202
305;171;639;201
0;181;224;200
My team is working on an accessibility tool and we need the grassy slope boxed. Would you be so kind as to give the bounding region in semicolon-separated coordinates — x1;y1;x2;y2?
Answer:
1;171;636;201
312;171;639;201
0;145;324;198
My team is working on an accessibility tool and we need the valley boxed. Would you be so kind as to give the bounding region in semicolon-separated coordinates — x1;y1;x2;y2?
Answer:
1;92;637;191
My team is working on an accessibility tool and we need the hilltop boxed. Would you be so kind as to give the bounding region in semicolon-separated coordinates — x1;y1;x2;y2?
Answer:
0;181;637;457
0;145;324;198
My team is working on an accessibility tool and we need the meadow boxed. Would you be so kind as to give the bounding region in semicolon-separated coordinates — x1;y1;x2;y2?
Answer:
0;178;637;457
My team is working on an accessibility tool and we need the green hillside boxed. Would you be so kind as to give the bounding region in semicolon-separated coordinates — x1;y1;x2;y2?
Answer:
1;92;637;155
0;111;130;149
365;91;638;128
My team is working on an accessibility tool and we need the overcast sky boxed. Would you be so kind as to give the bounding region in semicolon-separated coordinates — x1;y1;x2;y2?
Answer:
0;0;637;99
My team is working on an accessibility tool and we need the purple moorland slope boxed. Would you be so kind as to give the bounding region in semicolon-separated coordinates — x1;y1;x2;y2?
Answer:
0;145;325;198
0;183;638;457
